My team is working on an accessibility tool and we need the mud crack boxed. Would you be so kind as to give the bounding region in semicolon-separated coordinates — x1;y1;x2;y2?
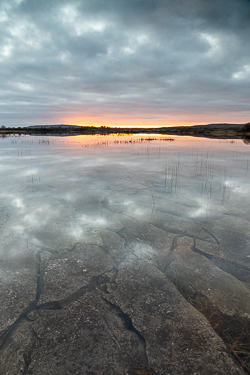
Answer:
192;241;250;283
37;273;111;310
101;296;149;365
202;226;220;245
0;272;112;350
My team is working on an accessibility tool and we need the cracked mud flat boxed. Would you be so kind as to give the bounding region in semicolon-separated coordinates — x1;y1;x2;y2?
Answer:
0;135;250;374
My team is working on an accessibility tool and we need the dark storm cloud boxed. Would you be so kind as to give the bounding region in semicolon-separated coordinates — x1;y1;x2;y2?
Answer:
0;0;250;126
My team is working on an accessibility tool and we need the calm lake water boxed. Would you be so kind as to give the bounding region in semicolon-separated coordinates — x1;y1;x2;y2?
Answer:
1;134;249;254
1;133;250;374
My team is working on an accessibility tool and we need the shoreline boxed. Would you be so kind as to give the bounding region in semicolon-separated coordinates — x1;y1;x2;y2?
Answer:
1;125;250;140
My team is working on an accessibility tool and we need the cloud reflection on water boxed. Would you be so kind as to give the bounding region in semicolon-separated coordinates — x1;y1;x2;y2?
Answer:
0;134;249;259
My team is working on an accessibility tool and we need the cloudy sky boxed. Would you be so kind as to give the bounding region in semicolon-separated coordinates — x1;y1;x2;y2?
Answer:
1;0;250;127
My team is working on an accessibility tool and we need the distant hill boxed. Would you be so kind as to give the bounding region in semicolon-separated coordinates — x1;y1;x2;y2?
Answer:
26;123;246;130
191;123;244;129
28;124;80;129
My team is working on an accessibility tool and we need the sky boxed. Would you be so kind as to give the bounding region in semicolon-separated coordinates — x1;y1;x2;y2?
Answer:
0;0;250;128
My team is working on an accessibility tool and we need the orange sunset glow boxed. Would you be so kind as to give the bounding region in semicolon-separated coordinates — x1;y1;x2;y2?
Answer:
63;111;249;128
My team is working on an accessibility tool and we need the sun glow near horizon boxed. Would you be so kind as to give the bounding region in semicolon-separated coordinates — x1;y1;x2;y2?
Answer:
60;113;248;128
63;112;207;127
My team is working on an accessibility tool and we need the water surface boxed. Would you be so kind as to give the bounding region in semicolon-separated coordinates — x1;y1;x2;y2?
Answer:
0;134;250;374
1;134;249;253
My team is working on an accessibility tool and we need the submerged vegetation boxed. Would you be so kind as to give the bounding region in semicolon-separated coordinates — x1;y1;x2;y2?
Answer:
183;290;250;373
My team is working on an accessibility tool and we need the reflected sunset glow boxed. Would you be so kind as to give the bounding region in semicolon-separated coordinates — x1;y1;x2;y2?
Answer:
62;134;249;153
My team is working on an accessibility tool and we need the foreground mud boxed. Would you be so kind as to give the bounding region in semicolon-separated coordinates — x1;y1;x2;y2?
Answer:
1;217;249;374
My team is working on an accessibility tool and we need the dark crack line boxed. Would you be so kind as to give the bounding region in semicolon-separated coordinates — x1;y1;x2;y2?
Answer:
22;350;32;375
192;241;250;283
0;301;36;349
0;247;44;349
167;283;250;374
101;315;121;350
150;222;185;236
202;226;220;245
116;227;126;238
150;235;180;273
37;272;112;310
104;209;150;225
118;223;187;256
170;234;182;252
151;221;214;243
105;226;125;234
35;245;59;255
152;205;194;217
0;272;113;350
124;242;140;260
98;244;115;259
101;296;149;365
97;245;123;270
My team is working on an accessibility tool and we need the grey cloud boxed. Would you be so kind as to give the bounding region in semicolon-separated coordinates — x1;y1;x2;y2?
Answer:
0;0;250;126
